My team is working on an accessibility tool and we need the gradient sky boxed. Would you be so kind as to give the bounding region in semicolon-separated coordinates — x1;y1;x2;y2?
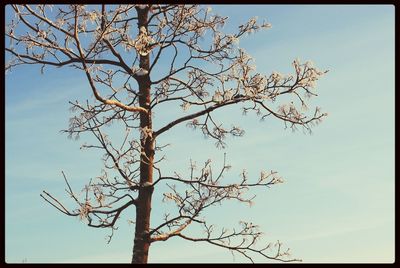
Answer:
5;5;394;263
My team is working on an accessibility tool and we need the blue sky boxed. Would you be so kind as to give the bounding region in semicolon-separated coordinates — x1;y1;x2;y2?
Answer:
5;5;394;263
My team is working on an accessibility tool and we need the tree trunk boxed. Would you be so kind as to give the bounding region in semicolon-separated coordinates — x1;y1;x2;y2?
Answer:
131;7;154;264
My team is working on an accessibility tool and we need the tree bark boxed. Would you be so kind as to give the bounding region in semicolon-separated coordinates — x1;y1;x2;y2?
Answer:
131;7;154;264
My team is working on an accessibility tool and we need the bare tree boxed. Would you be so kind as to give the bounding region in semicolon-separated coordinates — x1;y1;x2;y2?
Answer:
6;4;327;263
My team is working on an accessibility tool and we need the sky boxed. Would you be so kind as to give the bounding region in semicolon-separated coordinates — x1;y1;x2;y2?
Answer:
5;5;395;263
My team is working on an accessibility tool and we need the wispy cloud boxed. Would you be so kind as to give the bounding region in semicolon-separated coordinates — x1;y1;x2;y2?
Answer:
285;218;392;243
6;82;86;116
